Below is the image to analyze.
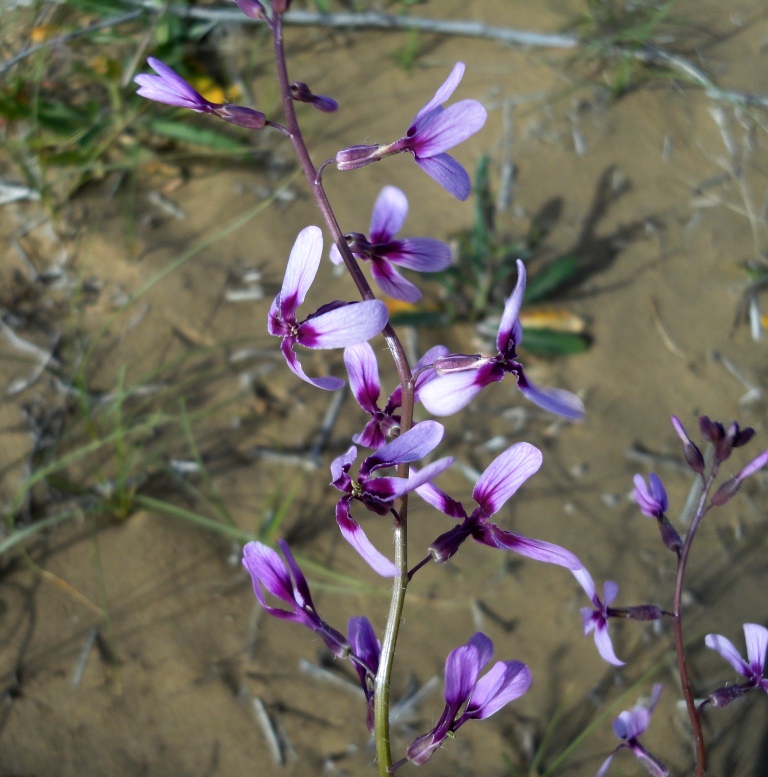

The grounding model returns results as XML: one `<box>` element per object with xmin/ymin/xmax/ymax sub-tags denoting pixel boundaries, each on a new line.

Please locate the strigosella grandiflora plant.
<box><xmin>136</xmin><ymin>3</ymin><xmax>768</xmax><ymax>775</ymax></box>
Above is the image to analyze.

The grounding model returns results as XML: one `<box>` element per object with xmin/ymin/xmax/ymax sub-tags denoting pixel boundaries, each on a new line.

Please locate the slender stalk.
<box><xmin>270</xmin><ymin>15</ymin><xmax>415</xmax><ymax>772</ymax></box>
<box><xmin>671</xmin><ymin>466</ymin><xmax>718</xmax><ymax>777</ymax></box>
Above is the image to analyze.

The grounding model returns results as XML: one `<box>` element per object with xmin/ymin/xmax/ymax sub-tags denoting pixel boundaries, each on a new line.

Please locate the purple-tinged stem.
<box><xmin>270</xmin><ymin>16</ymin><xmax>414</xmax><ymax>775</ymax></box>
<box><xmin>671</xmin><ymin>466</ymin><xmax>717</xmax><ymax>777</ymax></box>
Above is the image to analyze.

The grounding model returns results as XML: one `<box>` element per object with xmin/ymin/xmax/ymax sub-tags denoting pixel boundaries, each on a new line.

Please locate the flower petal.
<box><xmin>280</xmin><ymin>226</ymin><xmax>323</xmax><ymax>320</ymax></box>
<box><xmin>572</xmin><ymin>566</ymin><xmax>597</xmax><ymax>601</ymax></box>
<box><xmin>594</xmin><ymin>624</ymin><xmax>625</xmax><ymax>667</ymax></box>
<box><xmin>483</xmin><ymin>525</ymin><xmax>582</xmax><ymax>570</ymax></box>
<box><xmin>744</xmin><ymin>623</ymin><xmax>768</xmax><ymax>675</ymax></box>
<box><xmin>370</xmin><ymin>258</ymin><xmax>422</xmax><ymax>302</ymax></box>
<box><xmin>344</xmin><ymin>343</ymin><xmax>381</xmax><ymax>414</ymax></box>
<box><xmin>472</xmin><ymin>442</ymin><xmax>542</xmax><ymax>515</ymax></box>
<box><xmin>414</xmin><ymin>477</ymin><xmax>467</xmax><ymax>520</ymax></box>
<box><xmin>348</xmin><ymin>616</ymin><xmax>381</xmax><ymax>675</ymax></box>
<box><xmin>517</xmin><ymin>378</ymin><xmax>585</xmax><ymax>420</ymax></box>
<box><xmin>370</xmin><ymin>185</ymin><xmax>408</xmax><ymax>242</ymax></box>
<box><xmin>299</xmin><ymin>299</ymin><xmax>388</xmax><ymax>348</ymax></box>
<box><xmin>412</xmin><ymin>100</ymin><xmax>488</xmax><ymax>158</ymax></box>
<box><xmin>496</xmin><ymin>260</ymin><xmax>526</xmax><ymax>352</ymax></box>
<box><xmin>242</xmin><ymin>541</ymin><xmax>296</xmax><ymax>605</ymax></box>
<box><xmin>705</xmin><ymin>632</ymin><xmax>751</xmax><ymax>677</ymax></box>
<box><xmin>135</xmin><ymin>58</ymin><xmax>210</xmax><ymax>110</ymax></box>
<box><xmin>464</xmin><ymin>660</ymin><xmax>531</xmax><ymax>720</ymax></box>
<box><xmin>444</xmin><ymin>632</ymin><xmax>492</xmax><ymax>707</ymax></box>
<box><xmin>418</xmin><ymin>369</ymin><xmax>485</xmax><ymax>416</ymax></box>
<box><xmin>383</xmin><ymin>238</ymin><xmax>452</xmax><ymax>272</ymax></box>
<box><xmin>363</xmin><ymin>420</ymin><xmax>444</xmax><ymax>472</ymax></box>
<box><xmin>413</xmin><ymin>62</ymin><xmax>465</xmax><ymax>123</ymax></box>
<box><xmin>280</xmin><ymin>338</ymin><xmax>345</xmax><ymax>390</ymax></box>
<box><xmin>336</xmin><ymin>502</ymin><xmax>399</xmax><ymax>577</ymax></box>
<box><xmin>415</xmin><ymin>153</ymin><xmax>471</xmax><ymax>200</ymax></box>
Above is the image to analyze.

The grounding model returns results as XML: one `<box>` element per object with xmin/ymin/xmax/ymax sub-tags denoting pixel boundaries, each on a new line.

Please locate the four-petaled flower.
<box><xmin>268</xmin><ymin>226</ymin><xmax>389</xmax><ymax>389</ymax></box>
<box><xmin>242</xmin><ymin>540</ymin><xmax>349</xmax><ymax>657</ymax></box>
<box><xmin>704</xmin><ymin>623</ymin><xmax>768</xmax><ymax>707</ymax></box>
<box><xmin>418</xmin><ymin>259</ymin><xmax>585</xmax><ymax>418</ymax></box>
<box><xmin>404</xmin><ymin>633</ymin><xmax>531</xmax><ymax>766</ymax></box>
<box><xmin>335</xmin><ymin>63</ymin><xmax>487</xmax><ymax>200</ymax></box>
<box><xmin>415</xmin><ymin>442</ymin><xmax>581</xmax><ymax>569</ymax></box>
<box><xmin>344</xmin><ymin>342</ymin><xmax>449</xmax><ymax>449</ymax></box>
<box><xmin>573</xmin><ymin>567</ymin><xmax>624</xmax><ymax>666</ymax></box>
<box><xmin>135</xmin><ymin>57</ymin><xmax>267</xmax><ymax>129</ymax></box>
<box><xmin>596</xmin><ymin>684</ymin><xmax>668</xmax><ymax>777</ymax></box>
<box><xmin>331</xmin><ymin>420</ymin><xmax>454</xmax><ymax>576</ymax></box>
<box><xmin>330</xmin><ymin>186</ymin><xmax>451</xmax><ymax>301</ymax></box>
<box><xmin>633</xmin><ymin>473</ymin><xmax>668</xmax><ymax>519</ymax></box>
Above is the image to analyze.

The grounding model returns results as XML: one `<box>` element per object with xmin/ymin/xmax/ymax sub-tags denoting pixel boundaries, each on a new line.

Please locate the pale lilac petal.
<box><xmin>329</xmin><ymin>243</ymin><xmax>344</xmax><ymax>265</ymax></box>
<box><xmin>400</xmin><ymin>457</ymin><xmax>454</xmax><ymax>492</ymax></box>
<box><xmin>594</xmin><ymin>625</ymin><xmax>625</xmax><ymax>666</ymax></box>
<box><xmin>444</xmin><ymin>632</ymin><xmax>492</xmax><ymax>706</ymax></box>
<box><xmin>411</xmin><ymin>344</ymin><xmax>451</xmax><ymax>400</ymax></box>
<box><xmin>370</xmin><ymin>185</ymin><xmax>408</xmax><ymax>242</ymax></box>
<box><xmin>472</xmin><ymin>442</ymin><xmax>543</xmax><ymax>515</ymax></box>
<box><xmin>418</xmin><ymin>369</ymin><xmax>484</xmax><ymax>415</ymax></box>
<box><xmin>412</xmin><ymin>100</ymin><xmax>488</xmax><ymax>157</ymax></box>
<box><xmin>281</xmin><ymin>338</ymin><xmax>345</xmax><ymax>390</ymax></box>
<box><xmin>743</xmin><ymin>623</ymin><xmax>768</xmax><ymax>674</ymax></box>
<box><xmin>573</xmin><ymin>566</ymin><xmax>597</xmax><ymax>601</ymax></box>
<box><xmin>336</xmin><ymin>504</ymin><xmax>399</xmax><ymax>577</ymax></box>
<box><xmin>364</xmin><ymin>420</ymin><xmax>444</xmax><ymax>471</ymax></box>
<box><xmin>736</xmin><ymin>449</ymin><xmax>768</xmax><ymax>482</ymax></box>
<box><xmin>496</xmin><ymin>260</ymin><xmax>526</xmax><ymax>352</ymax></box>
<box><xmin>632</xmin><ymin>745</ymin><xmax>670</xmax><ymax>777</ymax></box>
<box><xmin>135</xmin><ymin>58</ymin><xmax>210</xmax><ymax>110</ymax></box>
<box><xmin>484</xmin><ymin>525</ymin><xmax>582</xmax><ymax>570</ymax></box>
<box><xmin>595</xmin><ymin>753</ymin><xmax>615</xmax><ymax>777</ymax></box>
<box><xmin>330</xmin><ymin>445</ymin><xmax>358</xmax><ymax>482</ymax></box>
<box><xmin>370</xmin><ymin>258</ymin><xmax>422</xmax><ymax>302</ymax></box>
<box><xmin>603</xmin><ymin>580</ymin><xmax>619</xmax><ymax>607</ymax></box>
<box><xmin>581</xmin><ymin>607</ymin><xmax>597</xmax><ymax>635</ymax></box>
<box><xmin>299</xmin><ymin>299</ymin><xmax>388</xmax><ymax>348</ymax></box>
<box><xmin>705</xmin><ymin>632</ymin><xmax>751</xmax><ymax>676</ymax></box>
<box><xmin>464</xmin><ymin>661</ymin><xmax>531</xmax><ymax>720</ymax></box>
<box><xmin>517</xmin><ymin>380</ymin><xmax>585</xmax><ymax>420</ymax></box>
<box><xmin>413</xmin><ymin>62</ymin><xmax>465</xmax><ymax>122</ymax></box>
<box><xmin>415</xmin><ymin>153</ymin><xmax>471</xmax><ymax>200</ymax></box>
<box><xmin>385</xmin><ymin>238</ymin><xmax>452</xmax><ymax>272</ymax></box>
<box><xmin>618</xmin><ymin>705</ymin><xmax>650</xmax><ymax>740</ymax></box>
<box><xmin>414</xmin><ymin>478</ymin><xmax>467</xmax><ymax>519</ymax></box>
<box><xmin>280</xmin><ymin>226</ymin><xmax>323</xmax><ymax>317</ymax></box>
<box><xmin>344</xmin><ymin>343</ymin><xmax>380</xmax><ymax>413</ymax></box>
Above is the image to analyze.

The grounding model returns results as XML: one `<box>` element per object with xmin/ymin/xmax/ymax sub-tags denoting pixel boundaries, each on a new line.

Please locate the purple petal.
<box><xmin>517</xmin><ymin>379</ymin><xmax>585</xmax><ymax>420</ymax></box>
<box><xmin>363</xmin><ymin>420</ymin><xmax>444</xmax><ymax>472</ymax></box>
<box><xmin>348</xmin><ymin>616</ymin><xmax>381</xmax><ymax>675</ymax></box>
<box><xmin>280</xmin><ymin>338</ymin><xmax>345</xmax><ymax>390</ymax></box>
<box><xmin>705</xmin><ymin>632</ymin><xmax>751</xmax><ymax>677</ymax></box>
<box><xmin>496</xmin><ymin>260</ymin><xmax>526</xmax><ymax>352</ymax></box>
<box><xmin>383</xmin><ymin>238</ymin><xmax>452</xmax><ymax>272</ymax></box>
<box><xmin>418</xmin><ymin>369</ymin><xmax>485</xmax><ymax>416</ymax></box>
<box><xmin>412</xmin><ymin>100</ymin><xmax>488</xmax><ymax>157</ymax></box>
<box><xmin>299</xmin><ymin>299</ymin><xmax>388</xmax><ymax>348</ymax></box>
<box><xmin>278</xmin><ymin>539</ymin><xmax>314</xmax><ymax>610</ymax></box>
<box><xmin>744</xmin><ymin>623</ymin><xmax>768</xmax><ymax>674</ymax></box>
<box><xmin>414</xmin><ymin>477</ymin><xmax>467</xmax><ymax>520</ymax></box>
<box><xmin>616</xmin><ymin>705</ymin><xmax>650</xmax><ymax>740</ymax></box>
<box><xmin>736</xmin><ymin>449</ymin><xmax>768</xmax><ymax>482</ymax></box>
<box><xmin>365</xmin><ymin>458</ymin><xmax>454</xmax><ymax>501</ymax></box>
<box><xmin>573</xmin><ymin>566</ymin><xmax>597</xmax><ymax>601</ymax></box>
<box><xmin>472</xmin><ymin>442</ymin><xmax>543</xmax><ymax>515</ymax></box>
<box><xmin>594</xmin><ymin>624</ymin><xmax>625</xmax><ymax>666</ymax></box>
<box><xmin>415</xmin><ymin>153</ymin><xmax>471</xmax><ymax>200</ymax></box>
<box><xmin>134</xmin><ymin>58</ymin><xmax>210</xmax><ymax>111</ymax></box>
<box><xmin>370</xmin><ymin>258</ymin><xmax>422</xmax><ymax>302</ymax></box>
<box><xmin>581</xmin><ymin>607</ymin><xmax>597</xmax><ymax>635</ymax></box>
<box><xmin>603</xmin><ymin>580</ymin><xmax>619</xmax><ymax>607</ymax></box>
<box><xmin>630</xmin><ymin>744</ymin><xmax>670</xmax><ymax>777</ymax></box>
<box><xmin>370</xmin><ymin>185</ymin><xmax>408</xmax><ymax>242</ymax></box>
<box><xmin>444</xmin><ymin>632</ymin><xmax>493</xmax><ymax>707</ymax></box>
<box><xmin>413</xmin><ymin>62</ymin><xmax>465</xmax><ymax>123</ymax></box>
<box><xmin>336</xmin><ymin>502</ymin><xmax>399</xmax><ymax>577</ymax></box>
<box><xmin>484</xmin><ymin>525</ymin><xmax>582</xmax><ymax>570</ymax></box>
<box><xmin>279</xmin><ymin>226</ymin><xmax>323</xmax><ymax>319</ymax></box>
<box><xmin>595</xmin><ymin>753</ymin><xmax>616</xmax><ymax>777</ymax></box>
<box><xmin>330</xmin><ymin>445</ymin><xmax>358</xmax><ymax>483</ymax></box>
<box><xmin>344</xmin><ymin>343</ymin><xmax>381</xmax><ymax>414</ymax></box>
<box><xmin>464</xmin><ymin>660</ymin><xmax>531</xmax><ymax>720</ymax></box>
<box><xmin>242</xmin><ymin>541</ymin><xmax>295</xmax><ymax>605</ymax></box>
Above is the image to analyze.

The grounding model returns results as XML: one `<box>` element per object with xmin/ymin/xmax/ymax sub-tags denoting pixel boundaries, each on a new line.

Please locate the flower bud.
<box><xmin>659</xmin><ymin>517</ymin><xmax>682</xmax><ymax>555</ymax></box>
<box><xmin>290</xmin><ymin>81</ymin><xmax>338</xmax><ymax>113</ymax></box>
<box><xmin>433</xmin><ymin>353</ymin><xmax>490</xmax><ymax>375</ymax></box>
<box><xmin>232</xmin><ymin>0</ymin><xmax>266</xmax><ymax>19</ymax></box>
<box><xmin>273</xmin><ymin>0</ymin><xmax>291</xmax><ymax>13</ymax></box>
<box><xmin>707</xmin><ymin>683</ymin><xmax>751</xmax><ymax>708</ymax></box>
<box><xmin>711</xmin><ymin>476</ymin><xmax>740</xmax><ymax>506</ymax></box>
<box><xmin>336</xmin><ymin>144</ymin><xmax>382</xmax><ymax>171</ymax></box>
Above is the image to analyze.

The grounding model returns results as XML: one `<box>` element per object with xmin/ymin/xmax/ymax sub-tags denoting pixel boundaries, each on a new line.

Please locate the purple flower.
<box><xmin>135</xmin><ymin>58</ymin><xmax>266</xmax><ymax>129</ymax></box>
<box><xmin>331</xmin><ymin>420</ymin><xmax>454</xmax><ymax>576</ymax></box>
<box><xmin>405</xmin><ymin>633</ymin><xmax>531</xmax><ymax>766</ymax></box>
<box><xmin>268</xmin><ymin>226</ymin><xmax>389</xmax><ymax>390</ymax></box>
<box><xmin>344</xmin><ymin>342</ymin><xmax>449</xmax><ymax>449</ymax></box>
<box><xmin>596</xmin><ymin>684</ymin><xmax>668</xmax><ymax>777</ymax></box>
<box><xmin>633</xmin><ymin>473</ymin><xmax>668</xmax><ymax>519</ymax></box>
<box><xmin>242</xmin><ymin>540</ymin><xmax>349</xmax><ymax>657</ymax></box>
<box><xmin>415</xmin><ymin>442</ymin><xmax>581</xmax><ymax>569</ymax></box>
<box><xmin>573</xmin><ymin>567</ymin><xmax>624</xmax><ymax>666</ymax></box>
<box><xmin>704</xmin><ymin>623</ymin><xmax>768</xmax><ymax>707</ymax></box>
<box><xmin>418</xmin><ymin>259</ymin><xmax>585</xmax><ymax>419</ymax></box>
<box><xmin>335</xmin><ymin>63</ymin><xmax>487</xmax><ymax>200</ymax></box>
<box><xmin>330</xmin><ymin>186</ymin><xmax>451</xmax><ymax>302</ymax></box>
<box><xmin>348</xmin><ymin>616</ymin><xmax>381</xmax><ymax>731</ymax></box>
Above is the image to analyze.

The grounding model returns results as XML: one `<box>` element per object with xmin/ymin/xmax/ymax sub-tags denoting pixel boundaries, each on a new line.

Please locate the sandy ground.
<box><xmin>2</xmin><ymin>1</ymin><xmax>768</xmax><ymax>775</ymax></box>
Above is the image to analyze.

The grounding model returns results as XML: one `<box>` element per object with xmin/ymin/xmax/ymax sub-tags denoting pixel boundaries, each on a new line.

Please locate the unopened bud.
<box><xmin>707</xmin><ymin>683</ymin><xmax>751</xmax><ymax>708</ymax></box>
<box><xmin>216</xmin><ymin>104</ymin><xmax>267</xmax><ymax>129</ymax></box>
<box><xmin>659</xmin><ymin>517</ymin><xmax>682</xmax><ymax>554</ymax></box>
<box><xmin>273</xmin><ymin>0</ymin><xmax>291</xmax><ymax>13</ymax></box>
<box><xmin>290</xmin><ymin>81</ymin><xmax>338</xmax><ymax>113</ymax></box>
<box><xmin>336</xmin><ymin>144</ymin><xmax>381</xmax><ymax>171</ymax></box>
<box><xmin>232</xmin><ymin>0</ymin><xmax>266</xmax><ymax>19</ymax></box>
<box><xmin>608</xmin><ymin>605</ymin><xmax>663</xmax><ymax>622</ymax></box>
<box><xmin>433</xmin><ymin>353</ymin><xmax>490</xmax><ymax>375</ymax></box>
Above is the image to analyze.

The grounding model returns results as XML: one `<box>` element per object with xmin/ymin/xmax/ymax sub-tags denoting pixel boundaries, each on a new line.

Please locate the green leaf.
<box><xmin>146</xmin><ymin>118</ymin><xmax>246</xmax><ymax>151</ymax></box>
<box><xmin>521</xmin><ymin>328</ymin><xmax>589</xmax><ymax>355</ymax></box>
<box><xmin>524</xmin><ymin>256</ymin><xmax>579</xmax><ymax>303</ymax></box>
